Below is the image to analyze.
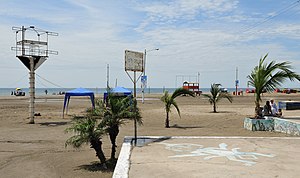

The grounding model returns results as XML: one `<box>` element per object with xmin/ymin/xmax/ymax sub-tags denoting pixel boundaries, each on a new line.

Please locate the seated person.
<box><xmin>270</xmin><ymin>99</ymin><xmax>278</xmax><ymax>116</ymax></box>
<box><xmin>263</xmin><ymin>101</ymin><xmax>272</xmax><ymax>116</ymax></box>
<box><xmin>275</xmin><ymin>108</ymin><xmax>283</xmax><ymax>117</ymax></box>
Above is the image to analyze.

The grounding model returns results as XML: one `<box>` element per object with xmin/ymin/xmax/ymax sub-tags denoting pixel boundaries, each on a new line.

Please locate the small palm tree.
<box><xmin>161</xmin><ymin>88</ymin><xmax>195</xmax><ymax>128</ymax></box>
<box><xmin>247</xmin><ymin>54</ymin><xmax>300</xmax><ymax>117</ymax></box>
<box><xmin>202</xmin><ymin>83</ymin><xmax>233</xmax><ymax>113</ymax></box>
<box><xmin>65</xmin><ymin>116</ymin><xmax>106</xmax><ymax>167</ymax></box>
<box><xmin>97</xmin><ymin>95</ymin><xmax>142</xmax><ymax>160</ymax></box>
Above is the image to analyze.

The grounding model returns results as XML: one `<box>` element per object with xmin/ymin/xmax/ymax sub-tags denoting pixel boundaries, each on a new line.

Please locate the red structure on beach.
<box><xmin>183</xmin><ymin>81</ymin><xmax>202</xmax><ymax>95</ymax></box>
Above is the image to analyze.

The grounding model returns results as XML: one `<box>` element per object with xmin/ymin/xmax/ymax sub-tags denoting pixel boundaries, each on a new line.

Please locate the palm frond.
<box><xmin>218</xmin><ymin>93</ymin><xmax>233</xmax><ymax>103</ymax></box>
<box><xmin>202</xmin><ymin>93</ymin><xmax>214</xmax><ymax>104</ymax></box>
<box><xmin>65</xmin><ymin>116</ymin><xmax>104</xmax><ymax>148</ymax></box>
<box><xmin>172</xmin><ymin>100</ymin><xmax>181</xmax><ymax>118</ymax></box>
<box><xmin>172</xmin><ymin>88</ymin><xmax>195</xmax><ymax>98</ymax></box>
<box><xmin>160</xmin><ymin>91</ymin><xmax>169</xmax><ymax>102</ymax></box>
<box><xmin>247</xmin><ymin>53</ymin><xmax>300</xmax><ymax>108</ymax></box>
<box><xmin>161</xmin><ymin>91</ymin><xmax>171</xmax><ymax>113</ymax></box>
<box><xmin>65</xmin><ymin>135</ymin><xmax>88</xmax><ymax>148</ymax></box>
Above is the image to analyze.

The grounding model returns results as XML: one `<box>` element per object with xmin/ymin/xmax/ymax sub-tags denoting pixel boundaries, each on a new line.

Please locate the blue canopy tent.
<box><xmin>104</xmin><ymin>87</ymin><xmax>132</xmax><ymax>101</ymax></box>
<box><xmin>63</xmin><ymin>88</ymin><xmax>95</xmax><ymax>117</ymax></box>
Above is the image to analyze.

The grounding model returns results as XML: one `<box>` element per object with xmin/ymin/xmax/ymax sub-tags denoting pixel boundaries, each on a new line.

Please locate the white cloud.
<box><xmin>0</xmin><ymin>0</ymin><xmax>300</xmax><ymax>89</ymax></box>
<box><xmin>134</xmin><ymin>0</ymin><xmax>239</xmax><ymax>31</ymax></box>
<box><xmin>140</xmin><ymin>0</ymin><xmax>238</xmax><ymax>18</ymax></box>
<box><xmin>273</xmin><ymin>24</ymin><xmax>300</xmax><ymax>39</ymax></box>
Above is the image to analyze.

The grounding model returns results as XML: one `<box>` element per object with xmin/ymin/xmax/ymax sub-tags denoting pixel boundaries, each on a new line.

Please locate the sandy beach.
<box><xmin>0</xmin><ymin>93</ymin><xmax>299</xmax><ymax>178</ymax></box>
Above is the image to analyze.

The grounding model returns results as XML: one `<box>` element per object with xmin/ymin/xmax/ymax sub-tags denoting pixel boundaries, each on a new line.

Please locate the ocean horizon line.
<box><xmin>0</xmin><ymin>87</ymin><xmax>257</xmax><ymax>96</ymax></box>
<box><xmin>1</xmin><ymin>87</ymin><xmax>299</xmax><ymax>97</ymax></box>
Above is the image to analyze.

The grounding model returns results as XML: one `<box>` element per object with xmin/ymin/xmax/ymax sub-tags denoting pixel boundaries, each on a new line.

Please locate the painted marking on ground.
<box><xmin>160</xmin><ymin>142</ymin><xmax>275</xmax><ymax>166</ymax></box>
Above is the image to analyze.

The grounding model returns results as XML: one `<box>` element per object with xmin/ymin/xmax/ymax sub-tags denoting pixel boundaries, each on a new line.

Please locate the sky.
<box><xmin>0</xmin><ymin>0</ymin><xmax>300</xmax><ymax>89</ymax></box>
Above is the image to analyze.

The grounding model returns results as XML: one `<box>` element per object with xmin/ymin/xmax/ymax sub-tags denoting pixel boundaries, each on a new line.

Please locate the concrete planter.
<box><xmin>274</xmin><ymin>118</ymin><xmax>300</xmax><ymax>136</ymax></box>
<box><xmin>244</xmin><ymin>117</ymin><xmax>300</xmax><ymax>136</ymax></box>
<box><xmin>244</xmin><ymin>117</ymin><xmax>274</xmax><ymax>131</ymax></box>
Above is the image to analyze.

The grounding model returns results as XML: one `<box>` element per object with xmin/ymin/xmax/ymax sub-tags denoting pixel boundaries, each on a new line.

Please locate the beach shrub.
<box><xmin>65</xmin><ymin>95</ymin><xmax>142</xmax><ymax>168</ymax></box>
<box><xmin>202</xmin><ymin>83</ymin><xmax>233</xmax><ymax>113</ymax></box>
<box><xmin>160</xmin><ymin>88</ymin><xmax>195</xmax><ymax>128</ymax></box>
<box><xmin>247</xmin><ymin>54</ymin><xmax>300</xmax><ymax>117</ymax></box>
<box><xmin>97</xmin><ymin>95</ymin><xmax>142</xmax><ymax>160</ymax></box>
<box><xmin>65</xmin><ymin>116</ymin><xmax>107</xmax><ymax>168</ymax></box>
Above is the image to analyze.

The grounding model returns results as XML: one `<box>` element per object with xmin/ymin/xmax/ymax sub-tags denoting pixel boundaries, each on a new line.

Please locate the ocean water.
<box><xmin>0</xmin><ymin>87</ymin><xmax>246</xmax><ymax>96</ymax></box>
<box><xmin>0</xmin><ymin>87</ymin><xmax>172</xmax><ymax>96</ymax></box>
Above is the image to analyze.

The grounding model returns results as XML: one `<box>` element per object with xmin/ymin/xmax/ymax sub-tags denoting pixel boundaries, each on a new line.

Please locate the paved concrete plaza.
<box><xmin>114</xmin><ymin>137</ymin><xmax>300</xmax><ymax>178</ymax></box>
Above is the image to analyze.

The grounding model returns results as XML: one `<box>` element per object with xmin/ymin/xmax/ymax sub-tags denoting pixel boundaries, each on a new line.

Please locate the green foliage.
<box><xmin>65</xmin><ymin>94</ymin><xmax>143</xmax><ymax>163</ymax></box>
<box><xmin>65</xmin><ymin>116</ymin><xmax>104</xmax><ymax>148</ymax></box>
<box><xmin>94</xmin><ymin>94</ymin><xmax>142</xmax><ymax>159</ymax></box>
<box><xmin>202</xmin><ymin>83</ymin><xmax>233</xmax><ymax>113</ymax></box>
<box><xmin>161</xmin><ymin>88</ymin><xmax>195</xmax><ymax>128</ymax></box>
<box><xmin>247</xmin><ymin>54</ymin><xmax>300</xmax><ymax>110</ymax></box>
<box><xmin>97</xmin><ymin>95</ymin><xmax>143</xmax><ymax>129</ymax></box>
<box><xmin>65</xmin><ymin>92</ymin><xmax>143</xmax><ymax>164</ymax></box>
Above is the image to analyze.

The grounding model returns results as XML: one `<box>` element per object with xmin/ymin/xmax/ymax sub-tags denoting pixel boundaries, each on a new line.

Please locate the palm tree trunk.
<box><xmin>90</xmin><ymin>138</ymin><xmax>106</xmax><ymax>166</ymax></box>
<box><xmin>165</xmin><ymin>111</ymin><xmax>170</xmax><ymax>128</ymax></box>
<box><xmin>254</xmin><ymin>93</ymin><xmax>262</xmax><ymax>118</ymax></box>
<box><xmin>109</xmin><ymin>125</ymin><xmax>119</xmax><ymax>160</ymax></box>
<box><xmin>255</xmin><ymin>101</ymin><xmax>261</xmax><ymax>118</ymax></box>
<box><xmin>213</xmin><ymin>103</ymin><xmax>217</xmax><ymax>113</ymax></box>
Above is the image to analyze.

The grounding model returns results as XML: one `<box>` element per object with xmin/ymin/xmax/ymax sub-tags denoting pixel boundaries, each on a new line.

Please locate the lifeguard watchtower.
<box><xmin>11</xmin><ymin>26</ymin><xmax>58</xmax><ymax>124</ymax></box>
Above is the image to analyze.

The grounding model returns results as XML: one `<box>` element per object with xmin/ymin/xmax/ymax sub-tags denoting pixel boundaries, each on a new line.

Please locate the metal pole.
<box><xmin>142</xmin><ymin>49</ymin><xmax>146</xmax><ymax>104</ymax></box>
<box><xmin>107</xmin><ymin>64</ymin><xmax>109</xmax><ymax>89</ymax></box>
<box><xmin>29</xmin><ymin>57</ymin><xmax>35</xmax><ymax>124</ymax></box>
<box><xmin>144</xmin><ymin>49</ymin><xmax>146</xmax><ymax>77</ymax></box>
<box><xmin>133</xmin><ymin>71</ymin><xmax>137</xmax><ymax>145</ymax></box>
<box><xmin>22</xmin><ymin>26</ymin><xmax>25</xmax><ymax>56</ymax></box>
<box><xmin>235</xmin><ymin>67</ymin><xmax>238</xmax><ymax>96</ymax></box>
<box><xmin>134</xmin><ymin>71</ymin><xmax>136</xmax><ymax>98</ymax></box>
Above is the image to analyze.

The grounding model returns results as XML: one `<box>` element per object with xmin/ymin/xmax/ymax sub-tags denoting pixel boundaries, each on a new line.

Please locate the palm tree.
<box><xmin>65</xmin><ymin>116</ymin><xmax>107</xmax><ymax>167</ymax></box>
<box><xmin>97</xmin><ymin>95</ymin><xmax>142</xmax><ymax>160</ymax></box>
<box><xmin>247</xmin><ymin>54</ymin><xmax>300</xmax><ymax>117</ymax></box>
<box><xmin>202</xmin><ymin>83</ymin><xmax>233</xmax><ymax>113</ymax></box>
<box><xmin>161</xmin><ymin>88</ymin><xmax>195</xmax><ymax>128</ymax></box>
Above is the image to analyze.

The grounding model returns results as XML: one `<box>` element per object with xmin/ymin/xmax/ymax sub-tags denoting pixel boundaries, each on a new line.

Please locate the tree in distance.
<box><xmin>161</xmin><ymin>88</ymin><xmax>195</xmax><ymax>128</ymax></box>
<box><xmin>202</xmin><ymin>83</ymin><xmax>233</xmax><ymax>113</ymax></box>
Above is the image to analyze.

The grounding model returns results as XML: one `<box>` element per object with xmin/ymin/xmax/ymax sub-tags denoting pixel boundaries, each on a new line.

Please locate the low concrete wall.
<box><xmin>112</xmin><ymin>137</ymin><xmax>132</xmax><ymax>178</ymax></box>
<box><xmin>274</xmin><ymin>118</ymin><xmax>300</xmax><ymax>136</ymax></box>
<box><xmin>244</xmin><ymin>117</ymin><xmax>300</xmax><ymax>136</ymax></box>
<box><xmin>244</xmin><ymin>117</ymin><xmax>274</xmax><ymax>131</ymax></box>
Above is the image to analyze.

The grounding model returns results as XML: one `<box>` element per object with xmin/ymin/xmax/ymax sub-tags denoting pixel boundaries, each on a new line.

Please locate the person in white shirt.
<box><xmin>270</xmin><ymin>99</ymin><xmax>278</xmax><ymax>116</ymax></box>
